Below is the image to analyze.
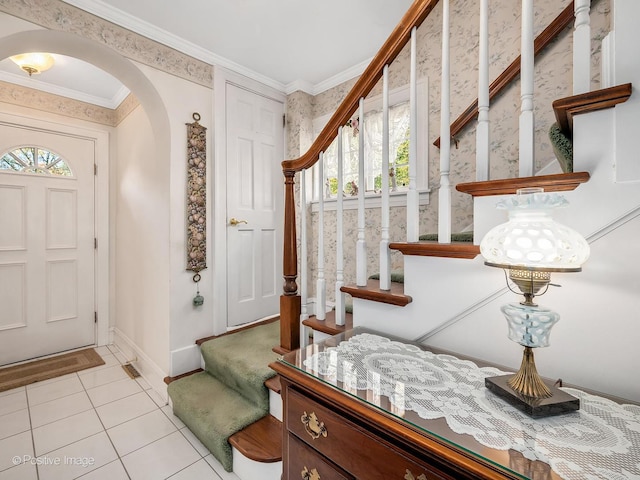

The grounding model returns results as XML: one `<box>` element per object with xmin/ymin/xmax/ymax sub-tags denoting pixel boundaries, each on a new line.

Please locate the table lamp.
<box><xmin>479</xmin><ymin>188</ymin><xmax>590</xmax><ymax>417</ymax></box>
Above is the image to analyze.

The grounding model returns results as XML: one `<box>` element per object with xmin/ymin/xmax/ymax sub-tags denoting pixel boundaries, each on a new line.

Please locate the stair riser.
<box><xmin>232</xmin><ymin>451</ymin><xmax>281</xmax><ymax>480</ymax></box>
<box><xmin>269</xmin><ymin>389</ymin><xmax>282</xmax><ymax>422</ymax></box>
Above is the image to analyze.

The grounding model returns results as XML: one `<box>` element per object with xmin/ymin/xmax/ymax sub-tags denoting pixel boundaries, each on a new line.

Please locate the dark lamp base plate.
<box><xmin>485</xmin><ymin>375</ymin><xmax>580</xmax><ymax>418</ymax></box>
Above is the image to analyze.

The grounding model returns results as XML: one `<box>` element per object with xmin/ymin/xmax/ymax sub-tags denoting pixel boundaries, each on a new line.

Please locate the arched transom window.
<box><xmin>0</xmin><ymin>146</ymin><xmax>73</xmax><ymax>177</ymax></box>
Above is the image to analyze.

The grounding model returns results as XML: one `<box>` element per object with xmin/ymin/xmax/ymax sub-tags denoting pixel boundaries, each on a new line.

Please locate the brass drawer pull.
<box><xmin>301</xmin><ymin>411</ymin><xmax>327</xmax><ymax>440</ymax></box>
<box><xmin>301</xmin><ymin>466</ymin><xmax>321</xmax><ymax>480</ymax></box>
<box><xmin>404</xmin><ymin>469</ymin><xmax>427</xmax><ymax>480</ymax></box>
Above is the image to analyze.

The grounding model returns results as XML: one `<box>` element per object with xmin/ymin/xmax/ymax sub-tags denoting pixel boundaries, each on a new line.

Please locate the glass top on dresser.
<box><xmin>278</xmin><ymin>328</ymin><xmax>640</xmax><ymax>480</ymax></box>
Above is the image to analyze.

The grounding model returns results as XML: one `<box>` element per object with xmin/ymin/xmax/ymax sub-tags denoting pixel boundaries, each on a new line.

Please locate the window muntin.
<box><xmin>0</xmin><ymin>147</ymin><xmax>73</xmax><ymax>177</ymax></box>
<box><xmin>323</xmin><ymin>101</ymin><xmax>410</xmax><ymax>198</ymax></box>
<box><xmin>310</xmin><ymin>78</ymin><xmax>431</xmax><ymax>208</ymax></box>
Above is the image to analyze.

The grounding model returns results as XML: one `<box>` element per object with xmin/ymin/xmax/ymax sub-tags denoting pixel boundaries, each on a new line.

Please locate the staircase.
<box><xmin>166</xmin><ymin>1</ymin><xmax>640</xmax><ymax>479</ymax></box>
<box><xmin>278</xmin><ymin>0</ymin><xmax>640</xmax><ymax>405</ymax></box>
<box><xmin>166</xmin><ymin>319</ymin><xmax>282</xmax><ymax>478</ymax></box>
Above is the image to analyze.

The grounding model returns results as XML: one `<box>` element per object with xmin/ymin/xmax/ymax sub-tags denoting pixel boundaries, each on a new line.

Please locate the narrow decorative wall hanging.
<box><xmin>186</xmin><ymin>112</ymin><xmax>207</xmax><ymax>305</ymax></box>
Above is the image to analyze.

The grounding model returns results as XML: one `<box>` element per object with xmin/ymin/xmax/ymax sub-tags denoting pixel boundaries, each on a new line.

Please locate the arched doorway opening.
<box><xmin>0</xmin><ymin>29</ymin><xmax>171</xmax><ymax>361</ymax></box>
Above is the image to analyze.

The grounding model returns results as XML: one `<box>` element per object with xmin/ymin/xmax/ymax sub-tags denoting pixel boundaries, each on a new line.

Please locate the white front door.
<box><xmin>0</xmin><ymin>123</ymin><xmax>95</xmax><ymax>365</ymax></box>
<box><xmin>226</xmin><ymin>84</ymin><xmax>284</xmax><ymax>327</ymax></box>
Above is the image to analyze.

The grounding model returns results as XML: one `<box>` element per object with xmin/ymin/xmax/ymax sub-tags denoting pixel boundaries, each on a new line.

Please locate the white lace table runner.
<box><xmin>302</xmin><ymin>333</ymin><xmax>640</xmax><ymax>480</ymax></box>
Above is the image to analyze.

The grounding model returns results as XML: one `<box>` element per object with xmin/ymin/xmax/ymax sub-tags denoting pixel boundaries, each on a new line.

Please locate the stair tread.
<box><xmin>167</xmin><ymin>371</ymin><xmax>268</xmax><ymax>472</ymax></box>
<box><xmin>195</xmin><ymin>317</ymin><xmax>279</xmax><ymax>346</ymax></box>
<box><xmin>303</xmin><ymin>311</ymin><xmax>353</xmax><ymax>336</ymax></box>
<box><xmin>229</xmin><ymin>414</ymin><xmax>282</xmax><ymax>463</ymax></box>
<box><xmin>341</xmin><ymin>279</ymin><xmax>411</xmax><ymax>306</ymax></box>
<box><xmin>264</xmin><ymin>375</ymin><xmax>281</xmax><ymax>394</ymax></box>
<box><xmin>456</xmin><ymin>172</ymin><xmax>590</xmax><ymax>197</ymax></box>
<box><xmin>168</xmin><ymin>372</ymin><xmax>266</xmax><ymax>434</ymax></box>
<box><xmin>552</xmin><ymin>83</ymin><xmax>632</xmax><ymax>136</ymax></box>
<box><xmin>163</xmin><ymin>368</ymin><xmax>203</xmax><ymax>385</ymax></box>
<box><xmin>200</xmin><ymin>320</ymin><xmax>280</xmax><ymax>410</ymax></box>
<box><xmin>390</xmin><ymin>241</ymin><xmax>480</xmax><ymax>259</ymax></box>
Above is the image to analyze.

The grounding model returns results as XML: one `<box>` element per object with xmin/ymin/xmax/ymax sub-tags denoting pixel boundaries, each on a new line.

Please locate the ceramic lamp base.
<box><xmin>486</xmin><ymin>375</ymin><xmax>580</xmax><ymax>418</ymax></box>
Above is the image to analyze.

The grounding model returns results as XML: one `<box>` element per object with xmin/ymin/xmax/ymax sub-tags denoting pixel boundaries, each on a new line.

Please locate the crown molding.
<box><xmin>60</xmin><ymin>0</ymin><xmax>287</xmax><ymax>93</ymax></box>
<box><xmin>310</xmin><ymin>58</ymin><xmax>370</xmax><ymax>95</ymax></box>
<box><xmin>284</xmin><ymin>58</ymin><xmax>369</xmax><ymax>95</ymax></box>
<box><xmin>284</xmin><ymin>79</ymin><xmax>315</xmax><ymax>96</ymax></box>
<box><xmin>0</xmin><ymin>70</ymin><xmax>130</xmax><ymax>109</ymax></box>
<box><xmin>111</xmin><ymin>85</ymin><xmax>131</xmax><ymax>108</ymax></box>
<box><xmin>61</xmin><ymin>0</ymin><xmax>365</xmax><ymax>96</ymax></box>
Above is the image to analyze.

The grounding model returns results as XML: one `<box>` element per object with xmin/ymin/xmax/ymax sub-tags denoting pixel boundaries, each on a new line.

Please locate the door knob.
<box><xmin>229</xmin><ymin>217</ymin><xmax>248</xmax><ymax>226</ymax></box>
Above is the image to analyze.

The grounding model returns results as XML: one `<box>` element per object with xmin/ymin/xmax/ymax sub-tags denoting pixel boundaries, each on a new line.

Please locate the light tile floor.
<box><xmin>0</xmin><ymin>345</ymin><xmax>240</xmax><ymax>480</ymax></box>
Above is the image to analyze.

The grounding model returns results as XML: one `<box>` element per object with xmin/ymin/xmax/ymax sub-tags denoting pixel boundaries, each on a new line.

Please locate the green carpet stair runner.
<box><xmin>418</xmin><ymin>231</ymin><xmax>474</xmax><ymax>243</ymax></box>
<box><xmin>167</xmin><ymin>320</ymin><xmax>280</xmax><ymax>472</ymax></box>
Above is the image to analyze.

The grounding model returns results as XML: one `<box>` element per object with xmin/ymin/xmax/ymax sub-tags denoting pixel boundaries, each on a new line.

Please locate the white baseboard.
<box><xmin>111</xmin><ymin>327</ymin><xmax>168</xmax><ymax>403</ymax></box>
<box><xmin>170</xmin><ymin>344</ymin><xmax>202</xmax><ymax>377</ymax></box>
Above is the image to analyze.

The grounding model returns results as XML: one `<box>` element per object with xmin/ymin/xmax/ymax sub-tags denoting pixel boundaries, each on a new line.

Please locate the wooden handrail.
<box><xmin>282</xmin><ymin>0</ymin><xmax>440</xmax><ymax>174</ymax></box>
<box><xmin>278</xmin><ymin>0</ymin><xmax>442</xmax><ymax>354</ymax></box>
<box><xmin>434</xmin><ymin>2</ymin><xmax>575</xmax><ymax>148</ymax></box>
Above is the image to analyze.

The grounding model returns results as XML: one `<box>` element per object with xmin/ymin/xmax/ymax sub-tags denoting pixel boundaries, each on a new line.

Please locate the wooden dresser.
<box><xmin>271</xmin><ymin>329</ymin><xmax>590</xmax><ymax>480</ymax></box>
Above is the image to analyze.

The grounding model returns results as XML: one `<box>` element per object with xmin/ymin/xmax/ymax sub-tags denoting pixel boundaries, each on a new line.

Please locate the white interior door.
<box><xmin>226</xmin><ymin>84</ymin><xmax>284</xmax><ymax>327</ymax></box>
<box><xmin>0</xmin><ymin>123</ymin><xmax>95</xmax><ymax>365</ymax></box>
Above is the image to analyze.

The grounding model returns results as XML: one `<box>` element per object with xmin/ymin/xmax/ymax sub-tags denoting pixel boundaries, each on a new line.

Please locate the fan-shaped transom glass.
<box><xmin>0</xmin><ymin>146</ymin><xmax>73</xmax><ymax>177</ymax></box>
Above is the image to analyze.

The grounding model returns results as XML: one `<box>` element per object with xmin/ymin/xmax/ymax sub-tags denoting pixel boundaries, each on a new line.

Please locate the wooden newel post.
<box><xmin>281</xmin><ymin>170</ymin><xmax>300</xmax><ymax>352</ymax></box>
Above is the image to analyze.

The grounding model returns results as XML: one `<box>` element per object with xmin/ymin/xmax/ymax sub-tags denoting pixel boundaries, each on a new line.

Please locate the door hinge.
<box><xmin>94</xmin><ymin>238</ymin><xmax>98</xmax><ymax>249</ymax></box>
<box><xmin>94</xmin><ymin>164</ymin><xmax>97</xmax><ymax>175</ymax></box>
<box><xmin>94</xmin><ymin>312</ymin><xmax>98</xmax><ymax>323</ymax></box>
<box><xmin>283</xmin><ymin>114</ymin><xmax>286</xmax><ymax>128</ymax></box>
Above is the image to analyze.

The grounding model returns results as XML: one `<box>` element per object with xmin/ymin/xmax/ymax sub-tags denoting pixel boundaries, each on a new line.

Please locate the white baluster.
<box><xmin>601</xmin><ymin>32</ymin><xmax>614</xmax><ymax>89</ymax></box>
<box><xmin>299</xmin><ymin>169</ymin><xmax>308</xmax><ymax>347</ymax></box>
<box><xmin>407</xmin><ymin>26</ymin><xmax>420</xmax><ymax>242</ymax></box>
<box><xmin>438</xmin><ymin>0</ymin><xmax>452</xmax><ymax>243</ymax></box>
<box><xmin>573</xmin><ymin>0</ymin><xmax>591</xmax><ymax>94</ymax></box>
<box><xmin>519</xmin><ymin>0</ymin><xmax>535</xmax><ymax>178</ymax></box>
<box><xmin>335</xmin><ymin>128</ymin><xmax>346</xmax><ymax>325</ymax></box>
<box><xmin>380</xmin><ymin>65</ymin><xmax>392</xmax><ymax>291</ymax></box>
<box><xmin>316</xmin><ymin>153</ymin><xmax>326</xmax><ymax>321</ymax></box>
<box><xmin>356</xmin><ymin>98</ymin><xmax>367</xmax><ymax>286</ymax></box>
<box><xmin>476</xmin><ymin>0</ymin><xmax>490</xmax><ymax>182</ymax></box>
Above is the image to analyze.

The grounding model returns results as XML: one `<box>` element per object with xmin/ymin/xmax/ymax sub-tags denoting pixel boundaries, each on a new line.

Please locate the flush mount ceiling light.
<box><xmin>10</xmin><ymin>52</ymin><xmax>55</xmax><ymax>76</ymax></box>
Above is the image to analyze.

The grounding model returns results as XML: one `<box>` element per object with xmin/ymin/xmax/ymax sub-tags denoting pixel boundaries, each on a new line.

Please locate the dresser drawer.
<box><xmin>288</xmin><ymin>433</ymin><xmax>353</xmax><ymax>480</ymax></box>
<box><xmin>286</xmin><ymin>387</ymin><xmax>454</xmax><ymax>480</ymax></box>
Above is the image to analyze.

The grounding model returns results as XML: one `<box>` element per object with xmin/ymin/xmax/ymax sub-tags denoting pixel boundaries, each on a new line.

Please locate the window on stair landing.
<box><xmin>323</xmin><ymin>101</ymin><xmax>410</xmax><ymax>197</ymax></box>
<box><xmin>0</xmin><ymin>146</ymin><xmax>73</xmax><ymax>177</ymax></box>
<box><xmin>310</xmin><ymin>80</ymin><xmax>428</xmax><ymax>208</ymax></box>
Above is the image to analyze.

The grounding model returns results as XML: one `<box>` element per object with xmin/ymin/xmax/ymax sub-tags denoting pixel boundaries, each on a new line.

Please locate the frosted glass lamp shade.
<box><xmin>480</xmin><ymin>189</ymin><xmax>590</xmax><ymax>271</ymax></box>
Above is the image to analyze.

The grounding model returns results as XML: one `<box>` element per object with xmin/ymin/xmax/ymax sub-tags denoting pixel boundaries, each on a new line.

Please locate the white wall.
<box><xmin>131</xmin><ymin>64</ymin><xmax>214</xmax><ymax>377</ymax></box>
<box><xmin>115</xmin><ymin>104</ymin><xmax>170</xmax><ymax>374</ymax></box>
<box><xmin>613</xmin><ymin>0</ymin><xmax>640</xmax><ymax>182</ymax></box>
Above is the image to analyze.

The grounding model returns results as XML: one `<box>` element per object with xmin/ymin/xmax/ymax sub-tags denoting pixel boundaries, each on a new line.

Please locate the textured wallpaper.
<box><xmin>286</xmin><ymin>0</ymin><xmax>610</xmax><ymax>301</ymax></box>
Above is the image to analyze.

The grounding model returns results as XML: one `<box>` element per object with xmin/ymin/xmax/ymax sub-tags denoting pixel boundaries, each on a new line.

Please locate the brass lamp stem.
<box><xmin>521</xmin><ymin>292</ymin><xmax>536</xmax><ymax>307</ymax></box>
<box><xmin>507</xmin><ymin>347</ymin><xmax>552</xmax><ymax>398</ymax></box>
